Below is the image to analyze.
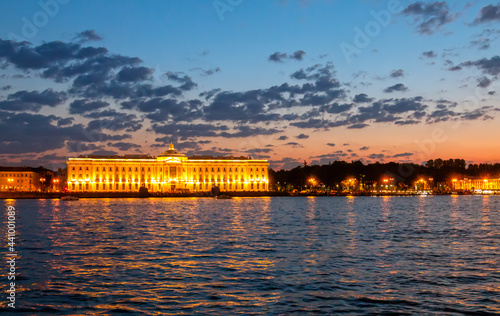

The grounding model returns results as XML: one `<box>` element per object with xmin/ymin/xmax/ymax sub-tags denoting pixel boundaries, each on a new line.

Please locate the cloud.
<box><xmin>401</xmin><ymin>1</ymin><xmax>455</xmax><ymax>35</ymax></box>
<box><xmin>320</xmin><ymin>102</ymin><xmax>352</xmax><ymax>113</ymax></box>
<box><xmin>348</xmin><ymin>123</ymin><xmax>369</xmax><ymax>129</ymax></box>
<box><xmin>278</xmin><ymin>135</ymin><xmax>288</xmax><ymax>140</ymax></box>
<box><xmin>74</xmin><ymin>30</ymin><xmax>103</xmax><ymax>43</ymax></box>
<box><xmin>0</xmin><ymin>112</ymin><xmax>130</xmax><ymax>154</ymax></box>
<box><xmin>326</xmin><ymin>143</ymin><xmax>335</xmax><ymax>147</ymax></box>
<box><xmin>422</xmin><ymin>50</ymin><xmax>437</xmax><ymax>58</ymax></box>
<box><xmin>296</xmin><ymin>133</ymin><xmax>309</xmax><ymax>139</ymax></box>
<box><xmin>473</xmin><ymin>4</ymin><xmax>500</xmax><ymax>24</ymax></box>
<box><xmin>291</xmin><ymin>50</ymin><xmax>306</xmax><ymax>60</ymax></box>
<box><xmin>460</xmin><ymin>56</ymin><xmax>500</xmax><ymax>76</ymax></box>
<box><xmin>368</xmin><ymin>153</ymin><xmax>386</xmax><ymax>159</ymax></box>
<box><xmin>166</xmin><ymin>72</ymin><xmax>197</xmax><ymax>91</ymax></box>
<box><xmin>66</xmin><ymin>141</ymin><xmax>102</xmax><ymax>153</ymax></box>
<box><xmin>270</xmin><ymin>157</ymin><xmax>302</xmax><ymax>170</ymax></box>
<box><xmin>69</xmin><ymin>99</ymin><xmax>109</xmax><ymax>114</ymax></box>
<box><xmin>190</xmin><ymin>67</ymin><xmax>221</xmax><ymax>76</ymax></box>
<box><xmin>390</xmin><ymin>69</ymin><xmax>405</xmax><ymax>78</ymax></box>
<box><xmin>384</xmin><ymin>83</ymin><xmax>408</xmax><ymax>93</ymax></box>
<box><xmin>91</xmin><ymin>150</ymin><xmax>118</xmax><ymax>156</ymax></box>
<box><xmin>107</xmin><ymin>142</ymin><xmax>142</xmax><ymax>151</ymax></box>
<box><xmin>117</xmin><ymin>66</ymin><xmax>153</xmax><ymax>82</ymax></box>
<box><xmin>285</xmin><ymin>142</ymin><xmax>302</xmax><ymax>147</ymax></box>
<box><xmin>470</xmin><ymin>38</ymin><xmax>491</xmax><ymax>50</ymax></box>
<box><xmin>87</xmin><ymin>115</ymin><xmax>143</xmax><ymax>133</ymax></box>
<box><xmin>268</xmin><ymin>50</ymin><xmax>306</xmax><ymax>62</ymax></box>
<box><xmin>353</xmin><ymin>93</ymin><xmax>374</xmax><ymax>103</ymax></box>
<box><xmin>392</xmin><ymin>152</ymin><xmax>414</xmax><ymax>158</ymax></box>
<box><xmin>477</xmin><ymin>76</ymin><xmax>492</xmax><ymax>88</ymax></box>
<box><xmin>268</xmin><ymin>52</ymin><xmax>288</xmax><ymax>62</ymax></box>
<box><xmin>152</xmin><ymin>123</ymin><xmax>280</xmax><ymax>139</ymax></box>
<box><xmin>0</xmin><ymin>89</ymin><xmax>67</xmax><ymax>112</ymax></box>
<box><xmin>123</xmin><ymin>98</ymin><xmax>202</xmax><ymax>123</ymax></box>
<box><xmin>245</xmin><ymin>148</ymin><xmax>273</xmax><ymax>154</ymax></box>
<box><xmin>360</xmin><ymin>146</ymin><xmax>369</xmax><ymax>151</ymax></box>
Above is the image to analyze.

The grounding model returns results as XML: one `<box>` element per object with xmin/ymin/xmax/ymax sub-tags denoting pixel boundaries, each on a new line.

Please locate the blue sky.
<box><xmin>0</xmin><ymin>0</ymin><xmax>500</xmax><ymax>169</ymax></box>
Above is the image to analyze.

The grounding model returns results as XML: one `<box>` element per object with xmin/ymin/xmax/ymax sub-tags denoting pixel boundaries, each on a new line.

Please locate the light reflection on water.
<box><xmin>0</xmin><ymin>196</ymin><xmax>499</xmax><ymax>315</ymax></box>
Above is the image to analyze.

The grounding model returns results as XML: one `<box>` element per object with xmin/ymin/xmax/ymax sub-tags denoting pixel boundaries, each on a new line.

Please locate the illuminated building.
<box><xmin>0</xmin><ymin>167</ymin><xmax>41</xmax><ymax>191</ymax></box>
<box><xmin>66</xmin><ymin>143</ymin><xmax>269</xmax><ymax>193</ymax></box>
<box><xmin>452</xmin><ymin>178</ymin><xmax>500</xmax><ymax>192</ymax></box>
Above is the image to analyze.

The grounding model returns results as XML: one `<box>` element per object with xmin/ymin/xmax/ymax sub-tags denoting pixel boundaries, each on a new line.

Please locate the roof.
<box><xmin>0</xmin><ymin>166</ymin><xmax>50</xmax><ymax>173</ymax></box>
<box><xmin>157</xmin><ymin>142</ymin><xmax>186</xmax><ymax>158</ymax></box>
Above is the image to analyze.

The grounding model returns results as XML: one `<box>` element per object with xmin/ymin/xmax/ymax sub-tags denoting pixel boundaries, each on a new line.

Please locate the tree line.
<box><xmin>269</xmin><ymin>159</ymin><xmax>500</xmax><ymax>189</ymax></box>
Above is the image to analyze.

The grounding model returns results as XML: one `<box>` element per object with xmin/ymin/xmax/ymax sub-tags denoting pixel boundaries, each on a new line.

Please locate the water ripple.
<box><xmin>0</xmin><ymin>196</ymin><xmax>498</xmax><ymax>315</ymax></box>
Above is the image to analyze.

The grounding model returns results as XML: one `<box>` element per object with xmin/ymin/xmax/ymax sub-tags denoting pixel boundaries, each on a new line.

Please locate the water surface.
<box><xmin>1</xmin><ymin>196</ymin><xmax>499</xmax><ymax>314</ymax></box>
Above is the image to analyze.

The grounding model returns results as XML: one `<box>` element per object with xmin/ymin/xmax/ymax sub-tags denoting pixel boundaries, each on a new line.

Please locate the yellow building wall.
<box><xmin>453</xmin><ymin>179</ymin><xmax>500</xmax><ymax>191</ymax></box>
<box><xmin>0</xmin><ymin>172</ymin><xmax>40</xmax><ymax>191</ymax></box>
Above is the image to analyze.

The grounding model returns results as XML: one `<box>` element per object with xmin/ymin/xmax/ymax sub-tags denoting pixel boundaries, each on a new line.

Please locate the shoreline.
<box><xmin>0</xmin><ymin>191</ymin><xmax>491</xmax><ymax>200</ymax></box>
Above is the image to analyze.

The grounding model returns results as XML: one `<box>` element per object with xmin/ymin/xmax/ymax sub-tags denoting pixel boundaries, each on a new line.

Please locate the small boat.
<box><xmin>61</xmin><ymin>196</ymin><xmax>79</xmax><ymax>201</ymax></box>
<box><xmin>216</xmin><ymin>194</ymin><xmax>232</xmax><ymax>199</ymax></box>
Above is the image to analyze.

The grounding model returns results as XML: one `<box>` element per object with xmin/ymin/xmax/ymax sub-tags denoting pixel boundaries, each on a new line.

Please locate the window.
<box><xmin>211</xmin><ymin>168</ymin><xmax>214</xmax><ymax>172</ymax></box>
<box><xmin>109</xmin><ymin>167</ymin><xmax>112</xmax><ymax>171</ymax></box>
<box><xmin>116</xmin><ymin>167</ymin><xmax>119</xmax><ymax>171</ymax></box>
<box><xmin>229</xmin><ymin>168</ymin><xmax>232</xmax><ymax>172</ymax></box>
<box><xmin>250</xmin><ymin>168</ymin><xmax>253</xmax><ymax>171</ymax></box>
<box><xmin>148</xmin><ymin>167</ymin><xmax>151</xmax><ymax>172</ymax></box>
<box><xmin>79</xmin><ymin>167</ymin><xmax>82</xmax><ymax>170</ymax></box>
<box><xmin>129</xmin><ymin>167</ymin><xmax>132</xmax><ymax>171</ymax></box>
<box><xmin>72</xmin><ymin>167</ymin><xmax>75</xmax><ymax>170</ymax></box>
<box><xmin>205</xmin><ymin>168</ymin><xmax>208</xmax><ymax>172</ymax></box>
<box><xmin>96</xmin><ymin>167</ymin><xmax>99</xmax><ymax>171</ymax></box>
<box><xmin>135</xmin><ymin>167</ymin><xmax>138</xmax><ymax>171</ymax></box>
<box><xmin>86</xmin><ymin>167</ymin><xmax>89</xmax><ymax>170</ymax></box>
<box><xmin>122</xmin><ymin>167</ymin><xmax>125</xmax><ymax>171</ymax></box>
<box><xmin>142</xmin><ymin>167</ymin><xmax>144</xmax><ymax>171</ymax></box>
<box><xmin>217</xmin><ymin>168</ymin><xmax>220</xmax><ymax>172</ymax></box>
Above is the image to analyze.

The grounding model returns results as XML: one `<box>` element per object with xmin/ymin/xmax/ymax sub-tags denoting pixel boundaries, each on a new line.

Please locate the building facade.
<box><xmin>452</xmin><ymin>178</ymin><xmax>500</xmax><ymax>192</ymax></box>
<box><xmin>66</xmin><ymin>143</ymin><xmax>269</xmax><ymax>193</ymax></box>
<box><xmin>0</xmin><ymin>167</ymin><xmax>41</xmax><ymax>192</ymax></box>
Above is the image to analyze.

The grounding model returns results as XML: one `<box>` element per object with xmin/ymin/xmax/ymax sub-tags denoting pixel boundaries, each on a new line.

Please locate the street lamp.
<box><xmin>53</xmin><ymin>179</ymin><xmax>60</xmax><ymax>192</ymax></box>
<box><xmin>39</xmin><ymin>178</ymin><xmax>46</xmax><ymax>192</ymax></box>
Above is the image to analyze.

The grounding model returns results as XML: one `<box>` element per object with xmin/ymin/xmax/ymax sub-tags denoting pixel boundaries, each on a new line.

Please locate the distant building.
<box><xmin>66</xmin><ymin>143</ymin><xmax>269</xmax><ymax>193</ymax></box>
<box><xmin>452</xmin><ymin>178</ymin><xmax>500</xmax><ymax>192</ymax></box>
<box><xmin>0</xmin><ymin>167</ymin><xmax>41</xmax><ymax>192</ymax></box>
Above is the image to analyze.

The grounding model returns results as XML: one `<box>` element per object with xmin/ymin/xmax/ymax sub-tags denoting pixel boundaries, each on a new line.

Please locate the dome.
<box><xmin>157</xmin><ymin>143</ymin><xmax>186</xmax><ymax>158</ymax></box>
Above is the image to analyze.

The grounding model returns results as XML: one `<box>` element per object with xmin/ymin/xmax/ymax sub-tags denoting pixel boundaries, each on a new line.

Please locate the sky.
<box><xmin>0</xmin><ymin>0</ymin><xmax>500</xmax><ymax>170</ymax></box>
